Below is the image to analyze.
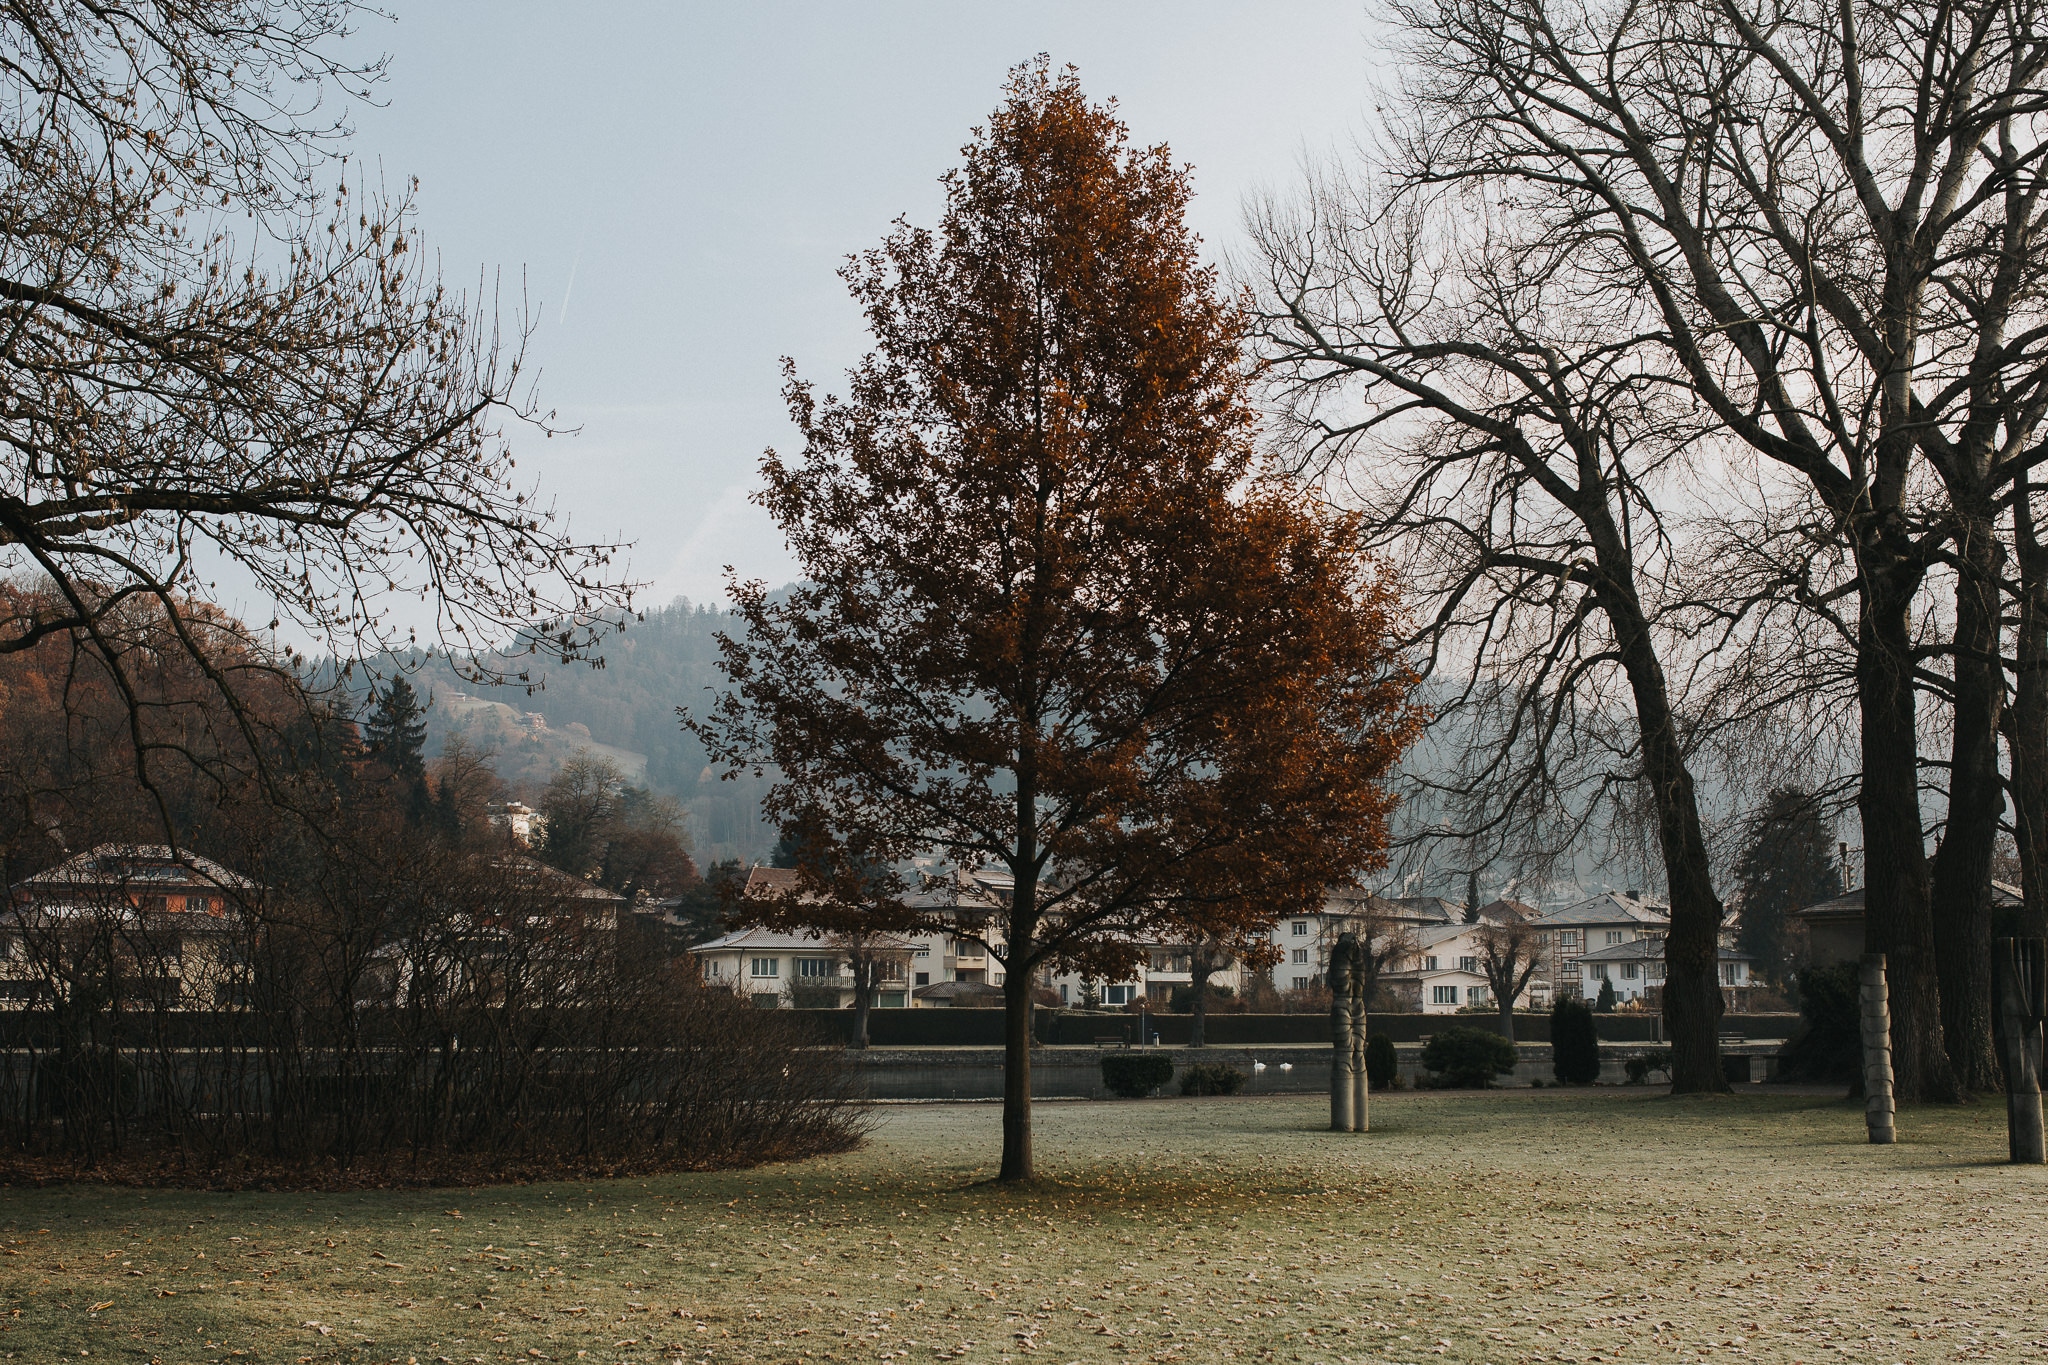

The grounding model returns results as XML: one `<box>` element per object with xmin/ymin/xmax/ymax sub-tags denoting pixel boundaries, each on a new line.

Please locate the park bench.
<box><xmin>1095</xmin><ymin>1033</ymin><xmax>1128</xmax><ymax>1049</ymax></box>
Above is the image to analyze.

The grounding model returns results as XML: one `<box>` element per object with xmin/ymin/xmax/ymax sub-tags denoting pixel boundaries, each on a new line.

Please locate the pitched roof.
<box><xmin>1475</xmin><ymin>898</ymin><xmax>1537</xmax><ymax>924</ymax></box>
<box><xmin>15</xmin><ymin>844</ymin><xmax>258</xmax><ymax>894</ymax></box>
<box><xmin>743</xmin><ymin>866</ymin><xmax>803</xmax><ymax>898</ymax></box>
<box><xmin>1793</xmin><ymin>883</ymin><xmax>2021</xmax><ymax>921</ymax></box>
<box><xmin>1411</xmin><ymin>923</ymin><xmax>1479</xmax><ymax>950</ymax></box>
<box><xmin>690</xmin><ymin>925</ymin><xmax>916</xmax><ymax>954</ymax></box>
<box><xmin>1379</xmin><ymin>895</ymin><xmax>1463</xmax><ymax>925</ymax></box>
<box><xmin>1532</xmin><ymin>893</ymin><xmax>1670</xmax><ymax>929</ymax></box>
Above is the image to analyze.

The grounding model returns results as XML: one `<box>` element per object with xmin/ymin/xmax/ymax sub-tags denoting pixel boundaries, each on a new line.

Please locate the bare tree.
<box><xmin>1344</xmin><ymin>0</ymin><xmax>2048</xmax><ymax>1098</ymax></box>
<box><xmin>0</xmin><ymin>2</ymin><xmax>632</xmax><ymax>827</ymax></box>
<box><xmin>1250</xmin><ymin>166</ymin><xmax>1736</xmax><ymax>1091</ymax></box>
<box><xmin>1475</xmin><ymin>916</ymin><xmax>1544</xmax><ymax>1042</ymax></box>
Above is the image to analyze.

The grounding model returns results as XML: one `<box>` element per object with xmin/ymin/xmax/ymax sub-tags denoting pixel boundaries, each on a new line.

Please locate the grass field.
<box><xmin>2</xmin><ymin>1088</ymin><xmax>2045</xmax><ymax>1364</ymax></box>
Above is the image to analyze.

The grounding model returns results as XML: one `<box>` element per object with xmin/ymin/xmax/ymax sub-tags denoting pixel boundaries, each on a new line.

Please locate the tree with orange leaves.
<box><xmin>689</xmin><ymin>62</ymin><xmax>1423</xmax><ymax>1182</ymax></box>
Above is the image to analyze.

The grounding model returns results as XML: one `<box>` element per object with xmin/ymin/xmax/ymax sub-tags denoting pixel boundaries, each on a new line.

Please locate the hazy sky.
<box><xmin>343</xmin><ymin>2</ymin><xmax>1388</xmax><ymax>612</ymax></box>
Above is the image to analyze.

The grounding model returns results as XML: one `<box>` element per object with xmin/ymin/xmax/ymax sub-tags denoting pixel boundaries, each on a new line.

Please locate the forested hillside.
<box><xmin>378</xmin><ymin>600</ymin><xmax>778</xmax><ymax>865</ymax></box>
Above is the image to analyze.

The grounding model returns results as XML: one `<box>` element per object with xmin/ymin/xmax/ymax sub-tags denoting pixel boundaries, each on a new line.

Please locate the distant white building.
<box><xmin>1575</xmin><ymin>938</ymin><xmax>1755</xmax><ymax>1006</ymax></box>
<box><xmin>1530</xmin><ymin>892</ymin><xmax>1671</xmax><ymax>1000</ymax></box>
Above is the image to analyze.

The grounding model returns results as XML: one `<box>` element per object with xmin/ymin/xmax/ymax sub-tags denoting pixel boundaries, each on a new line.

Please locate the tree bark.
<box><xmin>2011</xmin><ymin>478</ymin><xmax>2048</xmax><ymax>943</ymax></box>
<box><xmin>1497</xmin><ymin>995</ymin><xmax>1516</xmax><ymax>1045</ymax></box>
<box><xmin>1584</xmin><ymin>520</ymin><xmax>1726</xmax><ymax>1094</ymax></box>
<box><xmin>1000</xmin><ymin>960</ymin><xmax>1034</xmax><ymax>1182</ymax></box>
<box><xmin>850</xmin><ymin>961</ymin><xmax>873</xmax><ymax>1051</ymax></box>
<box><xmin>1859</xmin><ymin>564</ymin><xmax>1962</xmax><ymax>1102</ymax></box>
<box><xmin>1929</xmin><ymin>512</ymin><xmax>2004</xmax><ymax>1092</ymax></box>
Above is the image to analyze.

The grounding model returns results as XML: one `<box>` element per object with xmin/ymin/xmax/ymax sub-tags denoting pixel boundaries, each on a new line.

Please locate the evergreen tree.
<box><xmin>362</xmin><ymin>677</ymin><xmax>429</xmax><ymax>781</ymax></box>
<box><xmin>1734</xmin><ymin>787</ymin><xmax>1842</xmax><ymax>985</ymax></box>
<box><xmin>1595</xmin><ymin>976</ymin><xmax>1617</xmax><ymax>1012</ymax></box>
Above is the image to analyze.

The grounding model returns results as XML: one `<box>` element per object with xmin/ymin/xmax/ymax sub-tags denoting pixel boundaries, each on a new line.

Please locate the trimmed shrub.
<box><xmin>1595</xmin><ymin>976</ymin><xmax>1618</xmax><ymax>1012</ymax></box>
<box><xmin>1551</xmin><ymin>997</ymin><xmax>1602</xmax><ymax>1084</ymax></box>
<box><xmin>1365</xmin><ymin>1032</ymin><xmax>1398</xmax><ymax>1091</ymax></box>
<box><xmin>1101</xmin><ymin>1052</ymin><xmax>1175</xmax><ymax>1098</ymax></box>
<box><xmin>1623</xmin><ymin>1048</ymin><xmax>1673</xmax><ymax>1085</ymax></box>
<box><xmin>1775</xmin><ymin>962</ymin><xmax>1861</xmax><ymax>1085</ymax></box>
<box><xmin>1420</xmin><ymin>1026</ymin><xmax>1519</xmax><ymax>1087</ymax></box>
<box><xmin>1178</xmin><ymin>1061</ymin><xmax>1247</xmax><ymax>1095</ymax></box>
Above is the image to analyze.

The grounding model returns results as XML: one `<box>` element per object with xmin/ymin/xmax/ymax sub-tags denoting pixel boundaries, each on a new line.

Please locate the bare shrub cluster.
<box><xmin>0</xmin><ymin>836</ymin><xmax>862</xmax><ymax>1187</ymax></box>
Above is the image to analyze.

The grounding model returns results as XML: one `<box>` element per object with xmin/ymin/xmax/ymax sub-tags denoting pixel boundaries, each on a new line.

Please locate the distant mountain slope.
<box><xmin>390</xmin><ymin>599</ymin><xmax>777</xmax><ymax>865</ymax></box>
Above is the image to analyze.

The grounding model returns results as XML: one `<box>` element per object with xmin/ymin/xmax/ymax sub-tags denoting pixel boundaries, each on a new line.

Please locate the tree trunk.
<box><xmin>1497</xmin><ymin>995</ymin><xmax>1516</xmax><ymax>1044</ymax></box>
<box><xmin>1859</xmin><ymin>565</ymin><xmax>1962</xmax><ymax>1102</ymax></box>
<box><xmin>1189</xmin><ymin>954</ymin><xmax>1211</xmax><ymax>1049</ymax></box>
<box><xmin>1586</xmin><ymin>544</ymin><xmax>1726</xmax><ymax>1094</ymax></box>
<box><xmin>999</xmin><ymin>964</ymin><xmax>1033</xmax><ymax>1182</ymax></box>
<box><xmin>1929</xmin><ymin>513</ymin><xmax>2004</xmax><ymax>1091</ymax></box>
<box><xmin>850</xmin><ymin>961</ymin><xmax>873</xmax><ymax>1051</ymax></box>
<box><xmin>2011</xmin><ymin>478</ymin><xmax>2048</xmax><ymax>942</ymax></box>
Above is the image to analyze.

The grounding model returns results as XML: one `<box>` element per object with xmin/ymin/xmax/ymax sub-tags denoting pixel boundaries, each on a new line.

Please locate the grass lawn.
<box><xmin>2</xmin><ymin>1088</ymin><xmax>2045</xmax><ymax>1364</ymax></box>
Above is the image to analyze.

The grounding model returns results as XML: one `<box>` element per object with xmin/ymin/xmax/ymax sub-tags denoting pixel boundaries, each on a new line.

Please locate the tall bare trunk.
<box><xmin>1586</xmin><ymin>523</ymin><xmax>1726</xmax><ymax>1093</ymax></box>
<box><xmin>1860</xmin><ymin>563</ymin><xmax>1961</xmax><ymax>1102</ymax></box>
<box><xmin>1930</xmin><ymin>511</ymin><xmax>2004</xmax><ymax>1091</ymax></box>
<box><xmin>2012</xmin><ymin>477</ymin><xmax>2048</xmax><ymax>942</ymax></box>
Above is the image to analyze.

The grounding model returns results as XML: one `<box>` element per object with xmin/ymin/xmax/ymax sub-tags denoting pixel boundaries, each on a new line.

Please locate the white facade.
<box><xmin>1574</xmin><ymin>939</ymin><xmax>1753</xmax><ymax>1005</ymax></box>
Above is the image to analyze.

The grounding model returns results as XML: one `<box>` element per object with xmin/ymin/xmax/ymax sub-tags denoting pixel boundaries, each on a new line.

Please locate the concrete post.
<box><xmin>1859</xmin><ymin>953</ymin><xmax>1895</xmax><ymax>1145</ymax></box>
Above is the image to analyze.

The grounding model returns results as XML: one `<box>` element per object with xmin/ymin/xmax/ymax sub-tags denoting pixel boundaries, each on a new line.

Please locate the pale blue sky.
<box><xmin>344</xmin><ymin>2</ymin><xmax>1387</xmax><ymax>611</ymax></box>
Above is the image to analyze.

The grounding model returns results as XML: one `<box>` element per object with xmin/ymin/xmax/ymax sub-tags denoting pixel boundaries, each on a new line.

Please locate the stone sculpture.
<box><xmin>1329</xmin><ymin>931</ymin><xmax>1370</xmax><ymax>1132</ymax></box>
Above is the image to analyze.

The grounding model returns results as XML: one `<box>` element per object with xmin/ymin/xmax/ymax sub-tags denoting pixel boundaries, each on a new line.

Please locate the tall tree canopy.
<box><xmin>1734</xmin><ymin>789</ymin><xmax>1842</xmax><ymax>986</ymax></box>
<box><xmin>361</xmin><ymin>678</ymin><xmax>428</xmax><ymax>781</ymax></box>
<box><xmin>690</xmin><ymin>62</ymin><xmax>1423</xmax><ymax>1182</ymax></box>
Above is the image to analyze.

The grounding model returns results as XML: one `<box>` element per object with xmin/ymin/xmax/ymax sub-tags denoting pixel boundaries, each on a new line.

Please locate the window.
<box><xmin>915</xmin><ymin>971</ymin><xmax>931</xmax><ymax>987</ymax></box>
<box><xmin>795</xmin><ymin>957</ymin><xmax>837</xmax><ymax>978</ymax></box>
<box><xmin>1561</xmin><ymin>930</ymin><xmax>1580</xmax><ymax>948</ymax></box>
<box><xmin>704</xmin><ymin>960</ymin><xmax>723</xmax><ymax>979</ymax></box>
<box><xmin>1457</xmin><ymin>956</ymin><xmax>1477</xmax><ymax>973</ymax></box>
<box><xmin>1291</xmin><ymin>947</ymin><xmax>1309</xmax><ymax>965</ymax></box>
<box><xmin>993</xmin><ymin>972</ymin><xmax>1005</xmax><ymax>986</ymax></box>
<box><xmin>1622</xmin><ymin>963</ymin><xmax>1639</xmax><ymax>980</ymax></box>
<box><xmin>1590</xmin><ymin>964</ymin><xmax>1610</xmax><ymax>981</ymax></box>
<box><xmin>1469</xmin><ymin>985</ymin><xmax>1490</xmax><ymax>1005</ymax></box>
<box><xmin>1151</xmin><ymin>950</ymin><xmax>1191</xmax><ymax>973</ymax></box>
<box><xmin>1649</xmin><ymin>963</ymin><xmax>1666</xmax><ymax>981</ymax></box>
<box><xmin>1292</xmin><ymin>976</ymin><xmax>1310</xmax><ymax>991</ymax></box>
<box><xmin>1722</xmin><ymin>963</ymin><xmax>1740</xmax><ymax>984</ymax></box>
<box><xmin>1058</xmin><ymin>983</ymin><xmax>1068</xmax><ymax>1002</ymax></box>
<box><xmin>750</xmin><ymin>957</ymin><xmax>779</xmax><ymax>979</ymax></box>
<box><xmin>1291</xmin><ymin>921</ymin><xmax>1309</xmax><ymax>936</ymax></box>
<box><xmin>1606</xmin><ymin>931</ymin><xmax>1624</xmax><ymax>945</ymax></box>
<box><xmin>1424</xmin><ymin>955</ymin><xmax>1439</xmax><ymax>971</ymax></box>
<box><xmin>1104</xmin><ymin>985</ymin><xmax>1131</xmax><ymax>1005</ymax></box>
<box><xmin>1432</xmin><ymin>985</ymin><xmax>1459</xmax><ymax>1005</ymax></box>
<box><xmin>879</xmin><ymin>960</ymin><xmax>906</xmax><ymax>981</ymax></box>
<box><xmin>1539</xmin><ymin>932</ymin><xmax>1553</xmax><ymax>946</ymax></box>
<box><xmin>914</xmin><ymin>945</ymin><xmax>931</xmax><ymax>958</ymax></box>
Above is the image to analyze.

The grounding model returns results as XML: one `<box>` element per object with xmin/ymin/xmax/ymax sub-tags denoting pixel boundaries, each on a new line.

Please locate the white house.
<box><xmin>1378</xmin><ymin>922</ymin><xmax>1541</xmax><ymax>1014</ymax></box>
<box><xmin>1575</xmin><ymin>938</ymin><xmax>1755</xmax><ymax>1005</ymax></box>
<box><xmin>1530</xmin><ymin>892</ymin><xmax>1670</xmax><ymax>1000</ymax></box>
<box><xmin>690</xmin><ymin>924</ymin><xmax>915</xmax><ymax>1009</ymax></box>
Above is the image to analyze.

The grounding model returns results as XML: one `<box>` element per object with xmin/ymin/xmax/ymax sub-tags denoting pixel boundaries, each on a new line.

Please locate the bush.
<box><xmin>1623</xmin><ymin>1048</ymin><xmax>1673</xmax><ymax>1085</ymax></box>
<box><xmin>1775</xmin><ymin>961</ymin><xmax>1861</xmax><ymax>1085</ymax></box>
<box><xmin>1166</xmin><ymin>982</ymin><xmax>1238</xmax><ymax>1013</ymax></box>
<box><xmin>1551</xmin><ymin>997</ymin><xmax>1602</xmax><ymax>1084</ymax></box>
<box><xmin>1178</xmin><ymin>1061</ymin><xmax>1247</xmax><ymax>1095</ymax></box>
<box><xmin>1101</xmin><ymin>1052</ymin><xmax>1175</xmax><ymax>1098</ymax></box>
<box><xmin>1420</xmin><ymin>1026</ymin><xmax>1519</xmax><ymax>1087</ymax></box>
<box><xmin>1365</xmin><ymin>1032</ymin><xmax>1398</xmax><ymax>1091</ymax></box>
<box><xmin>1594</xmin><ymin>977</ymin><xmax>1618</xmax><ymax>1012</ymax></box>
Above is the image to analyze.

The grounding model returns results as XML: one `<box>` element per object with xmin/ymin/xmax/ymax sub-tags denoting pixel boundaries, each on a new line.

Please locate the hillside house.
<box><xmin>0</xmin><ymin>845</ymin><xmax>260</xmax><ymax>1009</ymax></box>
